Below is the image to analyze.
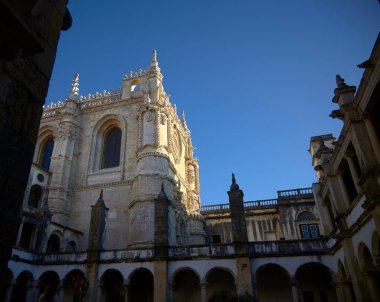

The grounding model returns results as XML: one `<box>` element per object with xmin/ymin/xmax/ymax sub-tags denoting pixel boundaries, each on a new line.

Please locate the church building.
<box><xmin>4</xmin><ymin>34</ymin><xmax>380</xmax><ymax>302</ymax></box>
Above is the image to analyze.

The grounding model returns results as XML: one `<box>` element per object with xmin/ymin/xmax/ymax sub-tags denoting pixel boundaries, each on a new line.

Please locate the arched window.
<box><xmin>28</xmin><ymin>185</ymin><xmax>42</xmax><ymax>208</ymax></box>
<box><xmin>46</xmin><ymin>234</ymin><xmax>60</xmax><ymax>253</ymax></box>
<box><xmin>298</xmin><ymin>211</ymin><xmax>316</xmax><ymax>221</ymax></box>
<box><xmin>39</xmin><ymin>138</ymin><xmax>54</xmax><ymax>170</ymax></box>
<box><xmin>298</xmin><ymin>211</ymin><xmax>319</xmax><ymax>239</ymax></box>
<box><xmin>101</xmin><ymin>127</ymin><xmax>122</xmax><ymax>169</ymax></box>
<box><xmin>131</xmin><ymin>79</ymin><xmax>141</xmax><ymax>91</ymax></box>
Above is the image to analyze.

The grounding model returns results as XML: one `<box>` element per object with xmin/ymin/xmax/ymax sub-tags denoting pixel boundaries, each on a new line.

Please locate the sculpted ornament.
<box><xmin>146</xmin><ymin>111</ymin><xmax>154</xmax><ymax>122</ymax></box>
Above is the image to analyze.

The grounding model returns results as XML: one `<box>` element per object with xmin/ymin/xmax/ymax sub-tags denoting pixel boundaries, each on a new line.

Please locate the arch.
<box><xmin>371</xmin><ymin>231</ymin><xmax>380</xmax><ymax>259</ymax></box>
<box><xmin>171</xmin><ymin>267</ymin><xmax>201</xmax><ymax>284</ymax></box>
<box><xmin>297</xmin><ymin>211</ymin><xmax>317</xmax><ymax>221</ymax></box>
<box><xmin>27</xmin><ymin>184</ymin><xmax>42</xmax><ymax>208</ymax></box>
<box><xmin>19</xmin><ymin>222</ymin><xmax>37</xmax><ymax>249</ymax></box>
<box><xmin>38</xmin><ymin>271</ymin><xmax>60</xmax><ymax>301</ymax></box>
<box><xmin>101</xmin><ymin>269</ymin><xmax>124</xmax><ymax>302</ymax></box>
<box><xmin>205</xmin><ymin>267</ymin><xmax>236</xmax><ymax>301</ymax></box>
<box><xmin>101</xmin><ymin>126</ymin><xmax>122</xmax><ymax>169</ymax></box>
<box><xmin>295</xmin><ymin>262</ymin><xmax>338</xmax><ymax>302</ymax></box>
<box><xmin>358</xmin><ymin>242</ymin><xmax>375</xmax><ymax>269</ymax></box>
<box><xmin>128</xmin><ymin>268</ymin><xmax>153</xmax><ymax>302</ymax></box>
<box><xmin>46</xmin><ymin>233</ymin><xmax>61</xmax><ymax>253</ymax></box>
<box><xmin>39</xmin><ymin>136</ymin><xmax>55</xmax><ymax>170</ymax></box>
<box><xmin>66</xmin><ymin>240</ymin><xmax>77</xmax><ymax>252</ymax></box>
<box><xmin>10</xmin><ymin>270</ymin><xmax>33</xmax><ymax>302</ymax></box>
<box><xmin>172</xmin><ymin>268</ymin><xmax>201</xmax><ymax>302</ymax></box>
<box><xmin>131</xmin><ymin>79</ymin><xmax>141</xmax><ymax>91</ymax></box>
<box><xmin>256</xmin><ymin>263</ymin><xmax>292</xmax><ymax>302</ymax></box>
<box><xmin>63</xmin><ymin>269</ymin><xmax>87</xmax><ymax>302</ymax></box>
<box><xmin>365</xmin><ymin>81</ymin><xmax>380</xmax><ymax>142</ymax></box>
<box><xmin>88</xmin><ymin>114</ymin><xmax>126</xmax><ymax>173</ymax></box>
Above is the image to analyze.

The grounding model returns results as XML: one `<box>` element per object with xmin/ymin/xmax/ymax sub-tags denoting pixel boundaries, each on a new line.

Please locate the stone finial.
<box><xmin>181</xmin><ymin>111</ymin><xmax>185</xmax><ymax>121</ymax></box>
<box><xmin>69</xmin><ymin>72</ymin><xmax>79</xmax><ymax>100</ymax></box>
<box><xmin>158</xmin><ymin>183</ymin><xmax>167</xmax><ymax>198</ymax></box>
<box><xmin>152</xmin><ymin>50</ymin><xmax>157</xmax><ymax>63</ymax></box>
<box><xmin>149</xmin><ymin>50</ymin><xmax>161</xmax><ymax>75</ymax></box>
<box><xmin>336</xmin><ymin>74</ymin><xmax>348</xmax><ymax>89</ymax></box>
<box><xmin>230</xmin><ymin>173</ymin><xmax>240</xmax><ymax>191</ymax></box>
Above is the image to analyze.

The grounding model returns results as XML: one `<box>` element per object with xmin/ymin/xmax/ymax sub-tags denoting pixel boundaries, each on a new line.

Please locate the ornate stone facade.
<box><xmin>5</xmin><ymin>34</ymin><xmax>380</xmax><ymax>302</ymax></box>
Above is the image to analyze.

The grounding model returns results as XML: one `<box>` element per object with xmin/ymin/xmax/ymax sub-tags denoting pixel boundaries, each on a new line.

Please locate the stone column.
<box><xmin>96</xmin><ymin>282</ymin><xmax>104</xmax><ymax>302</ymax></box>
<box><xmin>364</xmin><ymin>271</ymin><xmax>380</xmax><ymax>302</ymax></box>
<box><xmin>57</xmin><ymin>280</ymin><xmax>64</xmax><ymax>302</ymax></box>
<box><xmin>200</xmin><ymin>283</ymin><xmax>207</xmax><ymax>302</ymax></box>
<box><xmin>336</xmin><ymin>171</ymin><xmax>352</xmax><ymax>208</ymax></box>
<box><xmin>26</xmin><ymin>280</ymin><xmax>37</xmax><ymax>302</ymax></box>
<box><xmin>153</xmin><ymin>260</ymin><xmax>167</xmax><ymax>302</ymax></box>
<box><xmin>291</xmin><ymin>280</ymin><xmax>299</xmax><ymax>302</ymax></box>
<box><xmin>168</xmin><ymin>283</ymin><xmax>173</xmax><ymax>302</ymax></box>
<box><xmin>345</xmin><ymin>151</ymin><xmax>361</xmax><ymax>193</ymax></box>
<box><xmin>364</xmin><ymin>118</ymin><xmax>380</xmax><ymax>161</ymax></box>
<box><xmin>123</xmin><ymin>281</ymin><xmax>129</xmax><ymax>302</ymax></box>
<box><xmin>3</xmin><ymin>279</ymin><xmax>15</xmax><ymax>302</ymax></box>
<box><xmin>235</xmin><ymin>257</ymin><xmax>253</xmax><ymax>296</ymax></box>
<box><xmin>15</xmin><ymin>219</ymin><xmax>24</xmax><ymax>246</ymax></box>
<box><xmin>333</xmin><ymin>282</ymin><xmax>347</xmax><ymax>302</ymax></box>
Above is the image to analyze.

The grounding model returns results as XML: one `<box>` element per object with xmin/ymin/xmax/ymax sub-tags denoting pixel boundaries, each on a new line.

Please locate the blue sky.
<box><xmin>47</xmin><ymin>1</ymin><xmax>379</xmax><ymax>205</ymax></box>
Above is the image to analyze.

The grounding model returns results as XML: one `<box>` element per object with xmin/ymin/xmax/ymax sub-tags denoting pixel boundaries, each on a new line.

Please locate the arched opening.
<box><xmin>46</xmin><ymin>234</ymin><xmax>61</xmax><ymax>253</ymax></box>
<box><xmin>19</xmin><ymin>222</ymin><xmax>36</xmax><ymax>249</ymax></box>
<box><xmin>10</xmin><ymin>271</ymin><xmax>33</xmax><ymax>302</ymax></box>
<box><xmin>28</xmin><ymin>184</ymin><xmax>42</xmax><ymax>208</ymax></box>
<box><xmin>206</xmin><ymin>268</ymin><xmax>236</xmax><ymax>301</ymax></box>
<box><xmin>39</xmin><ymin>137</ymin><xmax>54</xmax><ymax>170</ymax></box>
<box><xmin>358</xmin><ymin>242</ymin><xmax>380</xmax><ymax>300</ymax></box>
<box><xmin>66</xmin><ymin>240</ymin><xmax>77</xmax><ymax>252</ymax></box>
<box><xmin>101</xmin><ymin>269</ymin><xmax>124</xmax><ymax>302</ymax></box>
<box><xmin>101</xmin><ymin>127</ymin><xmax>122</xmax><ymax>169</ymax></box>
<box><xmin>295</xmin><ymin>263</ymin><xmax>338</xmax><ymax>302</ymax></box>
<box><xmin>128</xmin><ymin>268</ymin><xmax>153</xmax><ymax>302</ymax></box>
<box><xmin>256</xmin><ymin>264</ymin><xmax>292</xmax><ymax>302</ymax></box>
<box><xmin>38</xmin><ymin>271</ymin><xmax>60</xmax><ymax>301</ymax></box>
<box><xmin>337</xmin><ymin>260</ymin><xmax>356</xmax><ymax>302</ymax></box>
<box><xmin>365</xmin><ymin>82</ymin><xmax>380</xmax><ymax>143</ymax></box>
<box><xmin>131</xmin><ymin>80</ymin><xmax>141</xmax><ymax>92</ymax></box>
<box><xmin>173</xmin><ymin>268</ymin><xmax>200</xmax><ymax>302</ymax></box>
<box><xmin>63</xmin><ymin>269</ymin><xmax>87</xmax><ymax>302</ymax></box>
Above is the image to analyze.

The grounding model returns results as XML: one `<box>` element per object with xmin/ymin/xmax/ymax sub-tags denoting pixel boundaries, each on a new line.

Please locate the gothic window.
<box><xmin>28</xmin><ymin>185</ymin><xmax>42</xmax><ymax>208</ymax></box>
<box><xmin>39</xmin><ymin>138</ymin><xmax>54</xmax><ymax>170</ymax></box>
<box><xmin>101</xmin><ymin>127</ymin><xmax>122</xmax><ymax>169</ymax></box>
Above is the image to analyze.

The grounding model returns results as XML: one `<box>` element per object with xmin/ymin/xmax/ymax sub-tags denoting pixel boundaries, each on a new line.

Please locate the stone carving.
<box><xmin>146</xmin><ymin>110</ymin><xmax>154</xmax><ymax>122</ymax></box>
<box><xmin>69</xmin><ymin>73</ymin><xmax>79</xmax><ymax>99</ymax></box>
<box><xmin>58</xmin><ymin>124</ymin><xmax>79</xmax><ymax>141</ymax></box>
<box><xmin>175</xmin><ymin>208</ymin><xmax>189</xmax><ymax>245</ymax></box>
<box><xmin>160</xmin><ymin>114</ymin><xmax>167</xmax><ymax>125</ymax></box>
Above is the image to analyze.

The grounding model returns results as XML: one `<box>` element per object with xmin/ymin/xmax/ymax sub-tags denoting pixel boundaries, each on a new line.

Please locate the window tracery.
<box><xmin>101</xmin><ymin>127</ymin><xmax>122</xmax><ymax>169</ymax></box>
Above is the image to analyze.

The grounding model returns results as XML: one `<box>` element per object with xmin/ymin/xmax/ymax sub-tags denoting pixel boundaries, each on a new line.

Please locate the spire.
<box><xmin>96</xmin><ymin>189</ymin><xmax>105</xmax><ymax>205</ymax></box>
<box><xmin>69</xmin><ymin>72</ymin><xmax>79</xmax><ymax>100</ymax></box>
<box><xmin>158</xmin><ymin>183</ymin><xmax>167</xmax><ymax>198</ymax></box>
<box><xmin>148</xmin><ymin>50</ymin><xmax>161</xmax><ymax>76</ymax></box>
<box><xmin>230</xmin><ymin>173</ymin><xmax>240</xmax><ymax>191</ymax></box>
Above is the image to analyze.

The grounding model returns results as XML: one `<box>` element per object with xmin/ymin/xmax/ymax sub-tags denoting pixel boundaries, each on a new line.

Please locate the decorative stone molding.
<box><xmin>73</xmin><ymin>179</ymin><xmax>133</xmax><ymax>191</ymax></box>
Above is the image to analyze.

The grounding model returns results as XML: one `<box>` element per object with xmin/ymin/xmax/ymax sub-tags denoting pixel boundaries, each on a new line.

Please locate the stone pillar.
<box><xmin>154</xmin><ymin>184</ymin><xmax>169</xmax><ymax>258</ymax></box>
<box><xmin>168</xmin><ymin>283</ymin><xmax>173</xmax><ymax>302</ymax></box>
<box><xmin>3</xmin><ymin>279</ymin><xmax>15</xmax><ymax>302</ymax></box>
<box><xmin>364</xmin><ymin>271</ymin><xmax>380</xmax><ymax>302</ymax></box>
<box><xmin>291</xmin><ymin>280</ymin><xmax>299</xmax><ymax>302</ymax></box>
<box><xmin>15</xmin><ymin>219</ymin><xmax>24</xmax><ymax>246</ymax></box>
<box><xmin>96</xmin><ymin>282</ymin><xmax>104</xmax><ymax>302</ymax></box>
<box><xmin>235</xmin><ymin>257</ymin><xmax>253</xmax><ymax>296</ymax></box>
<box><xmin>200</xmin><ymin>283</ymin><xmax>207</xmax><ymax>302</ymax></box>
<box><xmin>86</xmin><ymin>191</ymin><xmax>108</xmax><ymax>302</ymax></box>
<box><xmin>153</xmin><ymin>260</ymin><xmax>168</xmax><ymax>302</ymax></box>
<box><xmin>345</xmin><ymin>151</ymin><xmax>361</xmax><ymax>193</ymax></box>
<box><xmin>364</xmin><ymin>117</ymin><xmax>380</xmax><ymax>161</ymax></box>
<box><xmin>57</xmin><ymin>280</ymin><xmax>64</xmax><ymax>302</ymax></box>
<box><xmin>228</xmin><ymin>174</ymin><xmax>248</xmax><ymax>253</ymax></box>
<box><xmin>26</xmin><ymin>280</ymin><xmax>37</xmax><ymax>302</ymax></box>
<box><xmin>123</xmin><ymin>281</ymin><xmax>129</xmax><ymax>302</ymax></box>
<box><xmin>333</xmin><ymin>282</ymin><xmax>347</xmax><ymax>302</ymax></box>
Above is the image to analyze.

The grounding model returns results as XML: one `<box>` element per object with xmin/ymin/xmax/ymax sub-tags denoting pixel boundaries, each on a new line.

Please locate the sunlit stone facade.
<box><xmin>6</xmin><ymin>34</ymin><xmax>380</xmax><ymax>302</ymax></box>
